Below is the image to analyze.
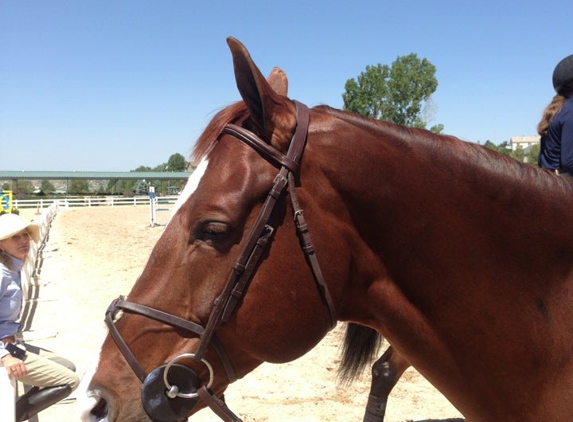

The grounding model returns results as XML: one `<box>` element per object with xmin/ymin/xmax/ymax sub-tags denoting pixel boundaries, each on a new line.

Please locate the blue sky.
<box><xmin>1</xmin><ymin>1</ymin><xmax>571</xmax><ymax>171</ymax></box>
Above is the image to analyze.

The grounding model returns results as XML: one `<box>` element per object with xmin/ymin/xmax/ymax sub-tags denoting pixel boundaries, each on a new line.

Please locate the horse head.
<box><xmin>81</xmin><ymin>37</ymin><xmax>351</xmax><ymax>422</ymax></box>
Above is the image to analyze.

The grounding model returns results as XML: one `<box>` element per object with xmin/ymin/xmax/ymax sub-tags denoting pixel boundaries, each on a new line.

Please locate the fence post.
<box><xmin>149</xmin><ymin>187</ymin><xmax>157</xmax><ymax>227</ymax></box>
<box><xmin>1</xmin><ymin>352</ymin><xmax>17</xmax><ymax>422</ymax></box>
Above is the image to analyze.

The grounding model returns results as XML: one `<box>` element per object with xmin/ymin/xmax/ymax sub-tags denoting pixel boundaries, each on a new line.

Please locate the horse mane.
<box><xmin>193</xmin><ymin>102</ymin><xmax>548</xmax><ymax>191</ymax></box>
<box><xmin>192</xmin><ymin>101</ymin><xmax>250</xmax><ymax>165</ymax></box>
<box><xmin>315</xmin><ymin>105</ymin><xmax>554</xmax><ymax>191</ymax></box>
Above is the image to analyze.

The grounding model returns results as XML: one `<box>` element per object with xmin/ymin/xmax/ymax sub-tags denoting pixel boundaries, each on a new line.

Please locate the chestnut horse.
<box><xmin>80</xmin><ymin>37</ymin><xmax>573</xmax><ymax>422</ymax></box>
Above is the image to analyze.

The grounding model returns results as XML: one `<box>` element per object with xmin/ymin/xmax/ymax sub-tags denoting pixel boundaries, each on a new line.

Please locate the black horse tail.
<box><xmin>337</xmin><ymin>322</ymin><xmax>383</xmax><ymax>385</ymax></box>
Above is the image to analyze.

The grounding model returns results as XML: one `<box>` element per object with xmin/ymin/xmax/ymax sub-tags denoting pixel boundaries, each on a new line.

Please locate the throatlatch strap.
<box><xmin>287</xmin><ymin>172</ymin><xmax>337</xmax><ymax>328</ymax></box>
<box><xmin>197</xmin><ymin>387</ymin><xmax>243</xmax><ymax>422</ymax></box>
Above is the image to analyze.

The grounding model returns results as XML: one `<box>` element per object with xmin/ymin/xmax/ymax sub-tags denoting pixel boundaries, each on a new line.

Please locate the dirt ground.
<box><xmin>18</xmin><ymin>205</ymin><xmax>464</xmax><ymax>422</ymax></box>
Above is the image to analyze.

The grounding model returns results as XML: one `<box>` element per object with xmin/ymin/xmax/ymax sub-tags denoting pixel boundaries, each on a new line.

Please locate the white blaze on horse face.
<box><xmin>77</xmin><ymin>352</ymin><xmax>106</xmax><ymax>422</ymax></box>
<box><xmin>167</xmin><ymin>157</ymin><xmax>209</xmax><ymax>225</ymax></box>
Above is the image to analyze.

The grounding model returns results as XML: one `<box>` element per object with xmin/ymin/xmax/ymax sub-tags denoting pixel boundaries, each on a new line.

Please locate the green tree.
<box><xmin>511</xmin><ymin>146</ymin><xmax>525</xmax><ymax>163</ymax></box>
<box><xmin>527</xmin><ymin>143</ymin><xmax>540</xmax><ymax>164</ymax></box>
<box><xmin>167</xmin><ymin>153</ymin><xmax>187</xmax><ymax>172</ymax></box>
<box><xmin>343</xmin><ymin>53</ymin><xmax>441</xmax><ymax>131</ymax></box>
<box><xmin>41</xmin><ymin>180</ymin><xmax>55</xmax><ymax>194</ymax></box>
<box><xmin>69</xmin><ymin>179</ymin><xmax>90</xmax><ymax>195</ymax></box>
<box><xmin>484</xmin><ymin>141</ymin><xmax>540</xmax><ymax>165</ymax></box>
<box><xmin>133</xmin><ymin>179</ymin><xmax>150</xmax><ymax>195</ymax></box>
<box><xmin>16</xmin><ymin>180</ymin><xmax>34</xmax><ymax>194</ymax></box>
<box><xmin>484</xmin><ymin>140</ymin><xmax>512</xmax><ymax>156</ymax></box>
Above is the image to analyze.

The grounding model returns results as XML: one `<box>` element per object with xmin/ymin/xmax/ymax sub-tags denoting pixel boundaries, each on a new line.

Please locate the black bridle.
<box><xmin>104</xmin><ymin>101</ymin><xmax>337</xmax><ymax>422</ymax></box>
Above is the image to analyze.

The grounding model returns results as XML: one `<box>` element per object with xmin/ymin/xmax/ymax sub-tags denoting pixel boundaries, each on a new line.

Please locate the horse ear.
<box><xmin>267</xmin><ymin>67</ymin><xmax>288</xmax><ymax>96</ymax></box>
<box><xmin>227</xmin><ymin>37</ymin><xmax>289</xmax><ymax>131</ymax></box>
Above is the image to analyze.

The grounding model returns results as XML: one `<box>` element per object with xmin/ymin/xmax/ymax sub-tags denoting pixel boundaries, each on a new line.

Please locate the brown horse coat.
<box><xmin>81</xmin><ymin>38</ymin><xmax>573</xmax><ymax>422</ymax></box>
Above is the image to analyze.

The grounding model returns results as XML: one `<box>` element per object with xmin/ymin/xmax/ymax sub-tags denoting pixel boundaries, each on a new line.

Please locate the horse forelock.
<box><xmin>192</xmin><ymin>101</ymin><xmax>249</xmax><ymax>164</ymax></box>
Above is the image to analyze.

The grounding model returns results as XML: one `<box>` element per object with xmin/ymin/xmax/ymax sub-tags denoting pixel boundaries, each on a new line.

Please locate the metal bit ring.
<box><xmin>163</xmin><ymin>353</ymin><xmax>214</xmax><ymax>399</ymax></box>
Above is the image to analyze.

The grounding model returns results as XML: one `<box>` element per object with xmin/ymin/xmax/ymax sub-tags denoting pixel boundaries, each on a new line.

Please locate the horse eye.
<box><xmin>200</xmin><ymin>222</ymin><xmax>231</xmax><ymax>241</ymax></box>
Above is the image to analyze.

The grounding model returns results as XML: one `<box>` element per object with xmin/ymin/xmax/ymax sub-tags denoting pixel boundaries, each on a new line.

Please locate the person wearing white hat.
<box><xmin>0</xmin><ymin>213</ymin><xmax>79</xmax><ymax>422</ymax></box>
<box><xmin>538</xmin><ymin>54</ymin><xmax>573</xmax><ymax>178</ymax></box>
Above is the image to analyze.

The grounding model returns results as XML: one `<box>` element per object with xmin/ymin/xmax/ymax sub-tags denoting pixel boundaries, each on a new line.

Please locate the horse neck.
<box><xmin>310</xmin><ymin>111</ymin><xmax>573</xmax><ymax>240</ymax></box>
<box><xmin>304</xmin><ymin>109</ymin><xmax>573</xmax><ymax>419</ymax></box>
<box><xmin>305</xmin><ymin>109</ymin><xmax>573</xmax><ymax>313</ymax></box>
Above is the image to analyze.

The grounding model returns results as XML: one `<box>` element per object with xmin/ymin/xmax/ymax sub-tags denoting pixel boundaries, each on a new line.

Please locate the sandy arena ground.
<box><xmin>17</xmin><ymin>205</ymin><xmax>463</xmax><ymax>422</ymax></box>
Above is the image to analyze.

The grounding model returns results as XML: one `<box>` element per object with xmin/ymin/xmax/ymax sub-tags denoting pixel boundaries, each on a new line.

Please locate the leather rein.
<box><xmin>104</xmin><ymin>101</ymin><xmax>337</xmax><ymax>422</ymax></box>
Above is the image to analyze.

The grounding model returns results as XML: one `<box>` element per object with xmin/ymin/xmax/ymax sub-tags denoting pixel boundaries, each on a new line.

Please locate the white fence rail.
<box><xmin>21</xmin><ymin>202</ymin><xmax>60</xmax><ymax>311</ymax></box>
<box><xmin>13</xmin><ymin>195</ymin><xmax>178</xmax><ymax>210</ymax></box>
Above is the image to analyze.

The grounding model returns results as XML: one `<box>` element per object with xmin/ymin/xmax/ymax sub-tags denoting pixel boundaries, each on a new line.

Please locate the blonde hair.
<box><xmin>537</xmin><ymin>82</ymin><xmax>573</xmax><ymax>136</ymax></box>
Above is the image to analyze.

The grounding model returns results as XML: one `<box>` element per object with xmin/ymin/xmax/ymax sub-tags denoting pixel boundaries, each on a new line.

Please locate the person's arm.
<box><xmin>0</xmin><ymin>351</ymin><xmax>28</xmax><ymax>380</ymax></box>
<box><xmin>0</xmin><ymin>347</ymin><xmax>9</xmax><ymax>360</ymax></box>
<box><xmin>0</xmin><ymin>270</ymin><xmax>27</xmax><ymax>379</ymax></box>
<box><xmin>2</xmin><ymin>354</ymin><xmax>28</xmax><ymax>380</ymax></box>
<box><xmin>0</xmin><ymin>275</ymin><xmax>11</xmax><ymax>362</ymax></box>
<box><xmin>560</xmin><ymin>110</ymin><xmax>573</xmax><ymax>173</ymax></box>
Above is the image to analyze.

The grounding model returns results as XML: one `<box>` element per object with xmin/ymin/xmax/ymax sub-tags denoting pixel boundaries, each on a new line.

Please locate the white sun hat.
<box><xmin>0</xmin><ymin>213</ymin><xmax>40</xmax><ymax>243</ymax></box>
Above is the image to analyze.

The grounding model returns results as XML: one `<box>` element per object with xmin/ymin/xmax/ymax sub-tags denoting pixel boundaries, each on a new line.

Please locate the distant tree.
<box><xmin>69</xmin><ymin>179</ymin><xmax>90</xmax><ymax>195</ymax></box>
<box><xmin>131</xmin><ymin>153</ymin><xmax>188</xmax><ymax>173</ymax></box>
<box><xmin>133</xmin><ymin>179</ymin><xmax>150</xmax><ymax>195</ymax></box>
<box><xmin>527</xmin><ymin>143</ymin><xmax>541</xmax><ymax>164</ymax></box>
<box><xmin>512</xmin><ymin>146</ymin><xmax>526</xmax><ymax>163</ymax></box>
<box><xmin>16</xmin><ymin>180</ymin><xmax>34</xmax><ymax>194</ymax></box>
<box><xmin>122</xmin><ymin>180</ymin><xmax>137</xmax><ymax>193</ymax></box>
<box><xmin>41</xmin><ymin>180</ymin><xmax>55</xmax><ymax>194</ymax></box>
<box><xmin>484</xmin><ymin>141</ymin><xmax>540</xmax><ymax>165</ymax></box>
<box><xmin>484</xmin><ymin>141</ymin><xmax>511</xmax><ymax>156</ymax></box>
<box><xmin>167</xmin><ymin>153</ymin><xmax>187</xmax><ymax>172</ymax></box>
<box><xmin>106</xmin><ymin>180</ymin><xmax>118</xmax><ymax>194</ymax></box>
<box><xmin>343</xmin><ymin>53</ymin><xmax>442</xmax><ymax>132</ymax></box>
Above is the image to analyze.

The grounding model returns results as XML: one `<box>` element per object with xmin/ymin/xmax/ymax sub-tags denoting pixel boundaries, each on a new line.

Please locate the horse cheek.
<box><xmin>233</xmin><ymin>262</ymin><xmax>330</xmax><ymax>363</ymax></box>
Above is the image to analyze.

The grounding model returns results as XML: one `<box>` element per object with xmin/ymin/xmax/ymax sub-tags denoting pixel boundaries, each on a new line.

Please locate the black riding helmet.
<box><xmin>553</xmin><ymin>54</ymin><xmax>573</xmax><ymax>94</ymax></box>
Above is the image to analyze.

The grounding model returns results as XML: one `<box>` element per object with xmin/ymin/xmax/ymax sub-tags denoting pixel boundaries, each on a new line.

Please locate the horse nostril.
<box><xmin>80</xmin><ymin>390</ymin><xmax>110</xmax><ymax>422</ymax></box>
<box><xmin>91</xmin><ymin>396</ymin><xmax>109</xmax><ymax>420</ymax></box>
